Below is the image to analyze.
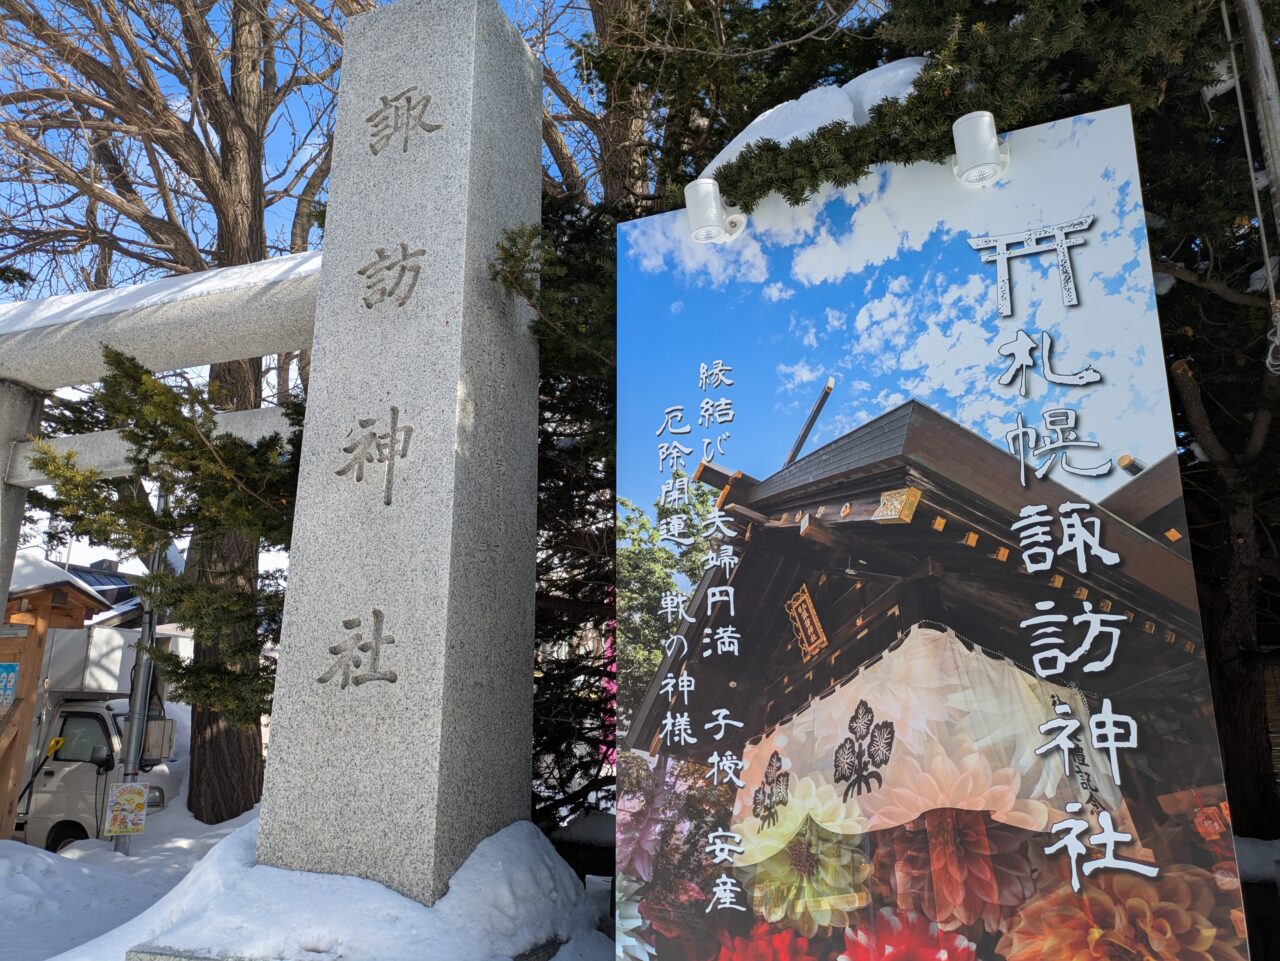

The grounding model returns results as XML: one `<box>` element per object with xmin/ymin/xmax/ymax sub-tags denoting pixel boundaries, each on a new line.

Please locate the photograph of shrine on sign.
<box><xmin>616</xmin><ymin>107</ymin><xmax>1250</xmax><ymax>961</ymax></box>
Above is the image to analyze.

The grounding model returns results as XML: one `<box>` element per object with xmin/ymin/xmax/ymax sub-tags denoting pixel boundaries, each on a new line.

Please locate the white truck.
<box><xmin>11</xmin><ymin>623</ymin><xmax>183</xmax><ymax>851</ymax></box>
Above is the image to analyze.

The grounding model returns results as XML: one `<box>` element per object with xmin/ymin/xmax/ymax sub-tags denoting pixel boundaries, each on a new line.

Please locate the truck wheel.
<box><xmin>45</xmin><ymin>822</ymin><xmax>88</xmax><ymax>853</ymax></box>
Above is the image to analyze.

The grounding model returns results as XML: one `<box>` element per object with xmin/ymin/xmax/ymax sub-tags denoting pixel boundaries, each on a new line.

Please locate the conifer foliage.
<box><xmin>29</xmin><ymin>350</ymin><xmax>301</xmax><ymax>819</ymax></box>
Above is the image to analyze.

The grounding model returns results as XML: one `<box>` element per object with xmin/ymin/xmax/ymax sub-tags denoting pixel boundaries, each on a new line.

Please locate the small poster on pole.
<box><xmin>104</xmin><ymin>783</ymin><xmax>148</xmax><ymax>837</ymax></box>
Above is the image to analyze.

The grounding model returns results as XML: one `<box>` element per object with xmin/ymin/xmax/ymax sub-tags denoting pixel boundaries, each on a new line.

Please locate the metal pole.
<box><xmin>784</xmin><ymin>377</ymin><xmax>835</xmax><ymax>467</ymax></box>
<box><xmin>1230</xmin><ymin>0</ymin><xmax>1280</xmax><ymax>372</ymax></box>
<box><xmin>113</xmin><ymin>493</ymin><xmax>166</xmax><ymax>854</ymax></box>
<box><xmin>1235</xmin><ymin>0</ymin><xmax>1280</xmax><ymax>230</ymax></box>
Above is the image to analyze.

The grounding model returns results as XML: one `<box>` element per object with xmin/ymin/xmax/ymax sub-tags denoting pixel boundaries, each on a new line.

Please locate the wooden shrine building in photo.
<box><xmin>624</xmin><ymin>400</ymin><xmax>1221</xmax><ymax>843</ymax></box>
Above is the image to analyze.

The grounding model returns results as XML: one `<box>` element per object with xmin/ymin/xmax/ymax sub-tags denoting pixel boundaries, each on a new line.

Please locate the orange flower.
<box><xmin>876</xmin><ymin>813</ymin><xmax>1037</xmax><ymax>934</ymax></box>
<box><xmin>996</xmin><ymin>866</ymin><xmax>1247</xmax><ymax>961</ymax></box>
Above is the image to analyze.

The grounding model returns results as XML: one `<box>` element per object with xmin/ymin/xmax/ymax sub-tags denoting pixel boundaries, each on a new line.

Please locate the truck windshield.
<box><xmin>55</xmin><ymin>714</ymin><xmax>111</xmax><ymax>763</ymax></box>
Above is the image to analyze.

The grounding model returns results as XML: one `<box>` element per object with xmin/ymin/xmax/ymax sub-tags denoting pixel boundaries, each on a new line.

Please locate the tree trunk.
<box><xmin>1202</xmin><ymin>490</ymin><xmax>1280</xmax><ymax>837</ymax></box>
<box><xmin>185</xmin><ymin>351</ymin><xmax>265</xmax><ymax>823</ymax></box>
<box><xmin>182</xmin><ymin>492</ymin><xmax>265</xmax><ymax>822</ymax></box>
<box><xmin>181</xmin><ymin>0</ymin><xmax>273</xmax><ymax>822</ymax></box>
<box><xmin>189</xmin><ymin>701</ymin><xmax>264</xmax><ymax>823</ymax></box>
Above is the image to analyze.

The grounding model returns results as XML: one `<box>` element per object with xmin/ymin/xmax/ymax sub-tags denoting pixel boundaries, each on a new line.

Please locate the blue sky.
<box><xmin>618</xmin><ymin>107</ymin><xmax>1171</xmax><ymax>512</ymax></box>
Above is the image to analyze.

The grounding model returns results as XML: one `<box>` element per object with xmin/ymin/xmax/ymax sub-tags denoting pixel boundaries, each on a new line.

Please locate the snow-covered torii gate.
<box><xmin>0</xmin><ymin>0</ymin><xmax>539</xmax><ymax>910</ymax></box>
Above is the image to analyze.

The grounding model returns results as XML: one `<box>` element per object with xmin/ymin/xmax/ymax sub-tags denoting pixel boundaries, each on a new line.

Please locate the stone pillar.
<box><xmin>0</xmin><ymin>380</ymin><xmax>42</xmax><ymax>600</ymax></box>
<box><xmin>256</xmin><ymin>0</ymin><xmax>541</xmax><ymax>905</ymax></box>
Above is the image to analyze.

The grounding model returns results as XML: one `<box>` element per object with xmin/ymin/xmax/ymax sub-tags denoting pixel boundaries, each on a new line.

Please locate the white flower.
<box><xmin>616</xmin><ymin>875</ymin><xmax>656</xmax><ymax>961</ymax></box>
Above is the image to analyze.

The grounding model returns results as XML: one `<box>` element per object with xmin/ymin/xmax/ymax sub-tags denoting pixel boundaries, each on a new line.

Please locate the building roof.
<box><xmin>739</xmin><ymin>400</ymin><xmax>1196</xmax><ymax>610</ymax></box>
<box><xmin>626</xmin><ymin>399</ymin><xmax>1207</xmax><ymax>751</ymax></box>
<box><xmin>9</xmin><ymin>553</ymin><xmax>110</xmax><ymax>609</ymax></box>
<box><xmin>749</xmin><ymin>402</ymin><xmax>915</xmax><ymax>503</ymax></box>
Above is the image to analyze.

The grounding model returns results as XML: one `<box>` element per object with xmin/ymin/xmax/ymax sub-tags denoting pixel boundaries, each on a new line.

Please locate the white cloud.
<box><xmin>788</xmin><ymin>166</ymin><xmax>964</xmax><ymax>287</ymax></box>
<box><xmin>875</xmin><ymin>388</ymin><xmax>907</xmax><ymax>409</ymax></box>
<box><xmin>670</xmin><ymin>299</ymin><xmax>684</xmax><ymax>315</ymax></box>
<box><xmin>779</xmin><ymin>110</ymin><xmax>1158</xmax><ymax>305</ymax></box>
<box><xmin>777</xmin><ymin>359</ymin><xmax>825</xmax><ymax>393</ymax></box>
<box><xmin>626</xmin><ymin>210</ymin><xmax>769</xmax><ymax>288</ymax></box>
<box><xmin>789</xmin><ymin>314</ymin><xmax>818</xmax><ymax>348</ymax></box>
<box><xmin>751</xmin><ymin>185</ymin><xmax>838</xmax><ymax>246</ymax></box>
<box><xmin>625</xmin><ymin>107</ymin><xmax>1173</xmax><ymax>500</ymax></box>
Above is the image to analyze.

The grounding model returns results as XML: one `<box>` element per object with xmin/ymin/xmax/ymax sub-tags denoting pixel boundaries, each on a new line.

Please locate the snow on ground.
<box><xmin>0</xmin><ymin>704</ymin><xmax>255</xmax><ymax>961</ymax></box>
<box><xmin>0</xmin><ymin>842</ymin><xmax>151</xmax><ymax>960</ymax></box>
<box><xmin>48</xmin><ymin>819</ymin><xmax>605</xmax><ymax>961</ymax></box>
<box><xmin>0</xmin><ymin>250</ymin><xmax>320</xmax><ymax>336</ymax></box>
<box><xmin>3</xmin><ymin>700</ymin><xmax>609</xmax><ymax>961</ymax></box>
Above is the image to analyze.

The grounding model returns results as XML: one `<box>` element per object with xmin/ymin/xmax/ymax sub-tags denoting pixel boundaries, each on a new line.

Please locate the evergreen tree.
<box><xmin>493</xmin><ymin>196</ymin><xmax>620</xmax><ymax>822</ymax></box>
<box><xmin>28</xmin><ymin>350</ymin><xmax>301</xmax><ymax>816</ymax></box>
<box><xmin>616</xmin><ymin>477</ymin><xmax>718</xmax><ymax>734</ymax></box>
<box><xmin>0</xmin><ymin>0</ymin><xmax>347</xmax><ymax>823</ymax></box>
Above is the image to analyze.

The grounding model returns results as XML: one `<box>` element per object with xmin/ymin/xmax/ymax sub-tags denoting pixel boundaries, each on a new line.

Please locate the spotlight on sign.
<box><xmin>685</xmin><ymin>177</ymin><xmax>747</xmax><ymax>244</ymax></box>
<box><xmin>952</xmin><ymin>111</ymin><xmax>1010</xmax><ymax>186</ymax></box>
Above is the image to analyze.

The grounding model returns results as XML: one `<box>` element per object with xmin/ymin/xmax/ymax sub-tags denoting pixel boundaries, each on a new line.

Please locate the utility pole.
<box><xmin>113</xmin><ymin>493</ymin><xmax>167</xmax><ymax>855</ymax></box>
<box><xmin>1229</xmin><ymin>0</ymin><xmax>1280</xmax><ymax>372</ymax></box>
<box><xmin>1234</xmin><ymin>0</ymin><xmax>1280</xmax><ymax>234</ymax></box>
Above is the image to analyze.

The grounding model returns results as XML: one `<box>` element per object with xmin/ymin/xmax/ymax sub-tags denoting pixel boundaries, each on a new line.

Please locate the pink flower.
<box><xmin>717</xmin><ymin>923</ymin><xmax>821</xmax><ymax>961</ymax></box>
<box><xmin>839</xmin><ymin>908</ymin><xmax>977</xmax><ymax>961</ymax></box>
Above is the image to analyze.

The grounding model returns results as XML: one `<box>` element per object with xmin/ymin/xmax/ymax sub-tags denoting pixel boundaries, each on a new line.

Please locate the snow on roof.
<box><xmin>88</xmin><ymin>595</ymin><xmax>143</xmax><ymax>626</ymax></box>
<box><xmin>9</xmin><ymin>552</ymin><xmax>111</xmax><ymax>608</ymax></box>
<box><xmin>701</xmin><ymin>58</ymin><xmax>928</xmax><ymax>179</ymax></box>
<box><xmin>0</xmin><ymin>250</ymin><xmax>321</xmax><ymax>338</ymax></box>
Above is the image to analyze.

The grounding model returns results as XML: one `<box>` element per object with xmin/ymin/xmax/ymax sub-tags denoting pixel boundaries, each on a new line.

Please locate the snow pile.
<box><xmin>54</xmin><ymin>708</ymin><xmax>258</xmax><ymax>905</ymax></box>
<box><xmin>48</xmin><ymin>818</ymin><xmax>608</xmax><ymax>961</ymax></box>
<box><xmin>701</xmin><ymin>58</ymin><xmax>928</xmax><ymax>179</ymax></box>
<box><xmin>0</xmin><ymin>250</ymin><xmax>320</xmax><ymax>337</ymax></box>
<box><xmin>0</xmin><ymin>703</ymin><xmax>254</xmax><ymax>961</ymax></box>
<box><xmin>2</xmin><ymin>698</ymin><xmax>608</xmax><ymax>961</ymax></box>
<box><xmin>0</xmin><ymin>842</ymin><xmax>152</xmax><ymax>960</ymax></box>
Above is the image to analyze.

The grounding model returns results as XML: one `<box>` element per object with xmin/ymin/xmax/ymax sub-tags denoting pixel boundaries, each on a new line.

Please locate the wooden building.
<box><xmin>0</xmin><ymin>555</ymin><xmax>109</xmax><ymax>830</ymax></box>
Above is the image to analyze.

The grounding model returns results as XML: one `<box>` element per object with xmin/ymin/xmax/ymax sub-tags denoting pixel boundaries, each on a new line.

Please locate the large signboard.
<box><xmin>616</xmin><ymin>107</ymin><xmax>1250</xmax><ymax>960</ymax></box>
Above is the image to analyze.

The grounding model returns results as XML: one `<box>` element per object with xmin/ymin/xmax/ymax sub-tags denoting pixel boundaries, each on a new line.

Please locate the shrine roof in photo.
<box><xmin>627</xmin><ymin>399</ymin><xmax>1205</xmax><ymax>756</ymax></box>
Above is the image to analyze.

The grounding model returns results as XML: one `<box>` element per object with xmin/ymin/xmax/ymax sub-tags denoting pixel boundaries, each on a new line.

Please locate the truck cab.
<box><xmin>5</xmin><ymin>555</ymin><xmax>190</xmax><ymax>852</ymax></box>
<box><xmin>15</xmin><ymin>697</ymin><xmax>179</xmax><ymax>851</ymax></box>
